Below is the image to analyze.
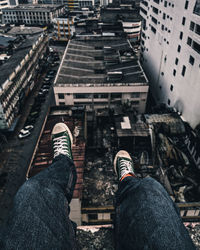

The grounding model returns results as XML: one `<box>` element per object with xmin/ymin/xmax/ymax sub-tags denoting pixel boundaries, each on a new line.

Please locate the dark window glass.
<box><xmin>187</xmin><ymin>37</ymin><xmax>192</xmax><ymax>46</ymax></box>
<box><xmin>58</xmin><ymin>93</ymin><xmax>64</xmax><ymax>99</ymax></box>
<box><xmin>173</xmin><ymin>69</ymin><xmax>176</xmax><ymax>76</ymax></box>
<box><xmin>170</xmin><ymin>85</ymin><xmax>173</xmax><ymax>91</ymax></box>
<box><xmin>185</xmin><ymin>0</ymin><xmax>189</xmax><ymax>9</ymax></box>
<box><xmin>175</xmin><ymin>58</ymin><xmax>179</xmax><ymax>65</ymax></box>
<box><xmin>192</xmin><ymin>41</ymin><xmax>200</xmax><ymax>54</ymax></box>
<box><xmin>182</xmin><ymin>17</ymin><xmax>186</xmax><ymax>25</ymax></box>
<box><xmin>190</xmin><ymin>21</ymin><xmax>195</xmax><ymax>31</ymax></box>
<box><xmin>177</xmin><ymin>45</ymin><xmax>181</xmax><ymax>52</ymax></box>
<box><xmin>182</xmin><ymin>65</ymin><xmax>186</xmax><ymax>76</ymax></box>
<box><xmin>164</xmin><ymin>1</ymin><xmax>167</xmax><ymax>7</ymax></box>
<box><xmin>193</xmin><ymin>0</ymin><xmax>200</xmax><ymax>16</ymax></box>
<box><xmin>180</xmin><ymin>31</ymin><xmax>183</xmax><ymax>40</ymax></box>
<box><xmin>163</xmin><ymin>13</ymin><xmax>166</xmax><ymax>19</ymax></box>
<box><xmin>195</xmin><ymin>24</ymin><xmax>200</xmax><ymax>35</ymax></box>
<box><xmin>168</xmin><ymin>99</ymin><xmax>171</xmax><ymax>105</ymax></box>
<box><xmin>189</xmin><ymin>55</ymin><xmax>195</xmax><ymax>65</ymax></box>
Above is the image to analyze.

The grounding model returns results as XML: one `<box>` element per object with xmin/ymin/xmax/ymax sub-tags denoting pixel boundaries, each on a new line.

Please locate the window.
<box><xmin>152</xmin><ymin>7</ymin><xmax>159</xmax><ymax>14</ymax></box>
<box><xmin>163</xmin><ymin>13</ymin><xmax>166</xmax><ymax>19</ymax></box>
<box><xmin>152</xmin><ymin>16</ymin><xmax>158</xmax><ymax>24</ymax></box>
<box><xmin>131</xmin><ymin>93</ymin><xmax>140</xmax><ymax>98</ymax></box>
<box><xmin>192</xmin><ymin>41</ymin><xmax>200</xmax><ymax>54</ymax></box>
<box><xmin>173</xmin><ymin>69</ymin><xmax>176</xmax><ymax>76</ymax></box>
<box><xmin>182</xmin><ymin>65</ymin><xmax>186</xmax><ymax>76</ymax></box>
<box><xmin>111</xmin><ymin>93</ymin><xmax>122</xmax><ymax>99</ymax></box>
<box><xmin>59</xmin><ymin>102</ymin><xmax>65</xmax><ymax>105</ymax></box>
<box><xmin>168</xmin><ymin>99</ymin><xmax>171</xmax><ymax>105</ymax></box>
<box><xmin>58</xmin><ymin>93</ymin><xmax>64</xmax><ymax>99</ymax></box>
<box><xmin>151</xmin><ymin>26</ymin><xmax>157</xmax><ymax>33</ymax></box>
<box><xmin>182</xmin><ymin>17</ymin><xmax>186</xmax><ymax>25</ymax></box>
<box><xmin>190</xmin><ymin>21</ymin><xmax>195</xmax><ymax>31</ymax></box>
<box><xmin>189</xmin><ymin>55</ymin><xmax>195</xmax><ymax>65</ymax></box>
<box><xmin>161</xmin><ymin>24</ymin><xmax>164</xmax><ymax>30</ymax></box>
<box><xmin>185</xmin><ymin>0</ymin><xmax>189</xmax><ymax>9</ymax></box>
<box><xmin>94</xmin><ymin>93</ymin><xmax>108</xmax><ymax>98</ymax></box>
<box><xmin>164</xmin><ymin>1</ymin><xmax>167</xmax><ymax>7</ymax></box>
<box><xmin>170</xmin><ymin>85</ymin><xmax>173</xmax><ymax>91</ymax></box>
<box><xmin>179</xmin><ymin>31</ymin><xmax>183</xmax><ymax>40</ymax></box>
<box><xmin>74</xmin><ymin>93</ymin><xmax>92</xmax><ymax>99</ymax></box>
<box><xmin>193</xmin><ymin>0</ymin><xmax>200</xmax><ymax>16</ymax></box>
<box><xmin>195</xmin><ymin>24</ymin><xmax>200</xmax><ymax>35</ymax></box>
<box><xmin>177</xmin><ymin>45</ymin><xmax>181</xmax><ymax>52</ymax></box>
<box><xmin>187</xmin><ymin>37</ymin><xmax>192</xmax><ymax>46</ymax></box>
<box><xmin>175</xmin><ymin>58</ymin><xmax>179</xmax><ymax>65</ymax></box>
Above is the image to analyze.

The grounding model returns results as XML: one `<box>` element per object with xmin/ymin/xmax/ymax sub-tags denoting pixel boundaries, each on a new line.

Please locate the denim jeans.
<box><xmin>115</xmin><ymin>176</ymin><xmax>196</xmax><ymax>250</ymax></box>
<box><xmin>1</xmin><ymin>155</ymin><xmax>78</xmax><ymax>250</ymax></box>
<box><xmin>1</xmin><ymin>156</ymin><xmax>195</xmax><ymax>250</ymax></box>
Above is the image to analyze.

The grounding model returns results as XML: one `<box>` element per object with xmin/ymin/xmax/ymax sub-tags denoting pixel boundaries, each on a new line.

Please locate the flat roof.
<box><xmin>3</xmin><ymin>4</ymin><xmax>64</xmax><ymax>11</ymax></box>
<box><xmin>55</xmin><ymin>38</ymin><xmax>148</xmax><ymax>86</ymax></box>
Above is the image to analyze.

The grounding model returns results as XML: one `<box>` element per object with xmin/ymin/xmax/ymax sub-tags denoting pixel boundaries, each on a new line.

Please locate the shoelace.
<box><xmin>119</xmin><ymin>159</ymin><xmax>133</xmax><ymax>172</ymax></box>
<box><xmin>53</xmin><ymin>135</ymin><xmax>71</xmax><ymax>158</ymax></box>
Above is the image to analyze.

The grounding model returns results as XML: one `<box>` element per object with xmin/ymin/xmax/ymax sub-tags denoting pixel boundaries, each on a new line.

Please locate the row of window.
<box><xmin>58</xmin><ymin>93</ymin><xmax>141</xmax><ymax>99</ymax></box>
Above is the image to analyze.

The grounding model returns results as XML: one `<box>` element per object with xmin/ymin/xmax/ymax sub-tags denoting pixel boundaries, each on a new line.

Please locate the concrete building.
<box><xmin>2</xmin><ymin>4</ymin><xmax>65</xmax><ymax>25</ymax></box>
<box><xmin>100</xmin><ymin>5</ymin><xmax>141</xmax><ymax>42</ymax></box>
<box><xmin>53</xmin><ymin>16</ymin><xmax>75</xmax><ymax>41</ymax></box>
<box><xmin>0</xmin><ymin>33</ymin><xmax>48</xmax><ymax>130</ymax></box>
<box><xmin>53</xmin><ymin>37</ymin><xmax>149</xmax><ymax>113</ymax></box>
<box><xmin>140</xmin><ymin>0</ymin><xmax>200</xmax><ymax>129</ymax></box>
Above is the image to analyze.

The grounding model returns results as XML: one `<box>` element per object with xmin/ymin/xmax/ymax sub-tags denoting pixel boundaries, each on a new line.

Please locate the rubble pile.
<box><xmin>82</xmin><ymin>150</ymin><xmax>118</xmax><ymax>207</ymax></box>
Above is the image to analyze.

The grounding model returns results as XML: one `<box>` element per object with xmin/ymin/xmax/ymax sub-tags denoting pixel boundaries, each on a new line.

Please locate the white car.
<box><xmin>18</xmin><ymin>129</ymin><xmax>31</xmax><ymax>139</ymax></box>
<box><xmin>24</xmin><ymin>125</ymin><xmax>34</xmax><ymax>131</ymax></box>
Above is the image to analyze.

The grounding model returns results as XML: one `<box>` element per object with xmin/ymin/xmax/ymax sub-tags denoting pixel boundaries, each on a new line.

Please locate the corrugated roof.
<box><xmin>28</xmin><ymin>113</ymin><xmax>86</xmax><ymax>199</ymax></box>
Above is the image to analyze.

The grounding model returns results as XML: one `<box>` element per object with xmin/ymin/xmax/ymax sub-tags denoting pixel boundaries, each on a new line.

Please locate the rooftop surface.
<box><xmin>3</xmin><ymin>4</ymin><xmax>64</xmax><ymax>11</ymax></box>
<box><xmin>28</xmin><ymin>109</ymin><xmax>86</xmax><ymax>199</ymax></box>
<box><xmin>7</xmin><ymin>26</ymin><xmax>44</xmax><ymax>36</ymax></box>
<box><xmin>55</xmin><ymin>38</ymin><xmax>148</xmax><ymax>86</ymax></box>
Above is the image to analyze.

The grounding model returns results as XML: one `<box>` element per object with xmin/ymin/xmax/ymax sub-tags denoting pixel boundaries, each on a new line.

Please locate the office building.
<box><xmin>2</xmin><ymin>4</ymin><xmax>65</xmax><ymax>25</ymax></box>
<box><xmin>53</xmin><ymin>37</ymin><xmax>149</xmax><ymax>113</ymax></box>
<box><xmin>0</xmin><ymin>33</ymin><xmax>48</xmax><ymax>130</ymax></box>
<box><xmin>140</xmin><ymin>0</ymin><xmax>200</xmax><ymax>128</ymax></box>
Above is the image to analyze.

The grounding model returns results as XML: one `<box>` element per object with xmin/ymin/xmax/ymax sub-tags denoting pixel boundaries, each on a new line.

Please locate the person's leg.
<box><xmin>1</xmin><ymin>123</ymin><xmax>78</xmax><ymax>250</ymax></box>
<box><xmin>114</xmin><ymin>151</ymin><xmax>196</xmax><ymax>250</ymax></box>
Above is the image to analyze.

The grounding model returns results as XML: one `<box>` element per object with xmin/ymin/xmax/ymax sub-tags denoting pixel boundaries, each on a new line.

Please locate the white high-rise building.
<box><xmin>140</xmin><ymin>0</ymin><xmax>200</xmax><ymax>129</ymax></box>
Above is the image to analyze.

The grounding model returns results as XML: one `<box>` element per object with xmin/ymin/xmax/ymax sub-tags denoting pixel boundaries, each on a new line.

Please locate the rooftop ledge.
<box><xmin>54</xmin><ymin>82</ymin><xmax>149</xmax><ymax>87</ymax></box>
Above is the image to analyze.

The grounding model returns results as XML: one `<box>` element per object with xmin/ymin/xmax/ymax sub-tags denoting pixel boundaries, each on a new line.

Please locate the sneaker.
<box><xmin>51</xmin><ymin>123</ymin><xmax>73</xmax><ymax>159</ymax></box>
<box><xmin>114</xmin><ymin>150</ymin><xmax>135</xmax><ymax>181</ymax></box>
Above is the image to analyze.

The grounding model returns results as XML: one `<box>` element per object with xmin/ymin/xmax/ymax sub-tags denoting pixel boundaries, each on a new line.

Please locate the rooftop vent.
<box><xmin>107</xmin><ymin>71</ymin><xmax>123</xmax><ymax>82</ymax></box>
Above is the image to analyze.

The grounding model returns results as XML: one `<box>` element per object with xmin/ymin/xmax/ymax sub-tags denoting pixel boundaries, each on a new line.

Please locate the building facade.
<box><xmin>140</xmin><ymin>0</ymin><xmax>200</xmax><ymax>129</ymax></box>
<box><xmin>53</xmin><ymin>38</ymin><xmax>149</xmax><ymax>113</ymax></box>
<box><xmin>0</xmin><ymin>33</ymin><xmax>48</xmax><ymax>130</ymax></box>
<box><xmin>2</xmin><ymin>4</ymin><xmax>65</xmax><ymax>25</ymax></box>
<box><xmin>53</xmin><ymin>17</ymin><xmax>75</xmax><ymax>41</ymax></box>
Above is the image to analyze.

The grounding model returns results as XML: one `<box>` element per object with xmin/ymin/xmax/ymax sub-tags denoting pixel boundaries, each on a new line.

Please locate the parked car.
<box><xmin>18</xmin><ymin>129</ymin><xmax>31</xmax><ymax>139</ymax></box>
<box><xmin>51</xmin><ymin>62</ymin><xmax>59</xmax><ymax>67</ymax></box>
<box><xmin>42</xmin><ymin>85</ymin><xmax>50</xmax><ymax>89</ymax></box>
<box><xmin>30</xmin><ymin>111</ymin><xmax>39</xmax><ymax>118</ymax></box>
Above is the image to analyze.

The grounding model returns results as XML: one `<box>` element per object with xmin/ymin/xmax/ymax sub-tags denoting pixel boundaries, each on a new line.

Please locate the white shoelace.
<box><xmin>119</xmin><ymin>159</ymin><xmax>133</xmax><ymax>176</ymax></box>
<box><xmin>53</xmin><ymin>136</ymin><xmax>71</xmax><ymax>158</ymax></box>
